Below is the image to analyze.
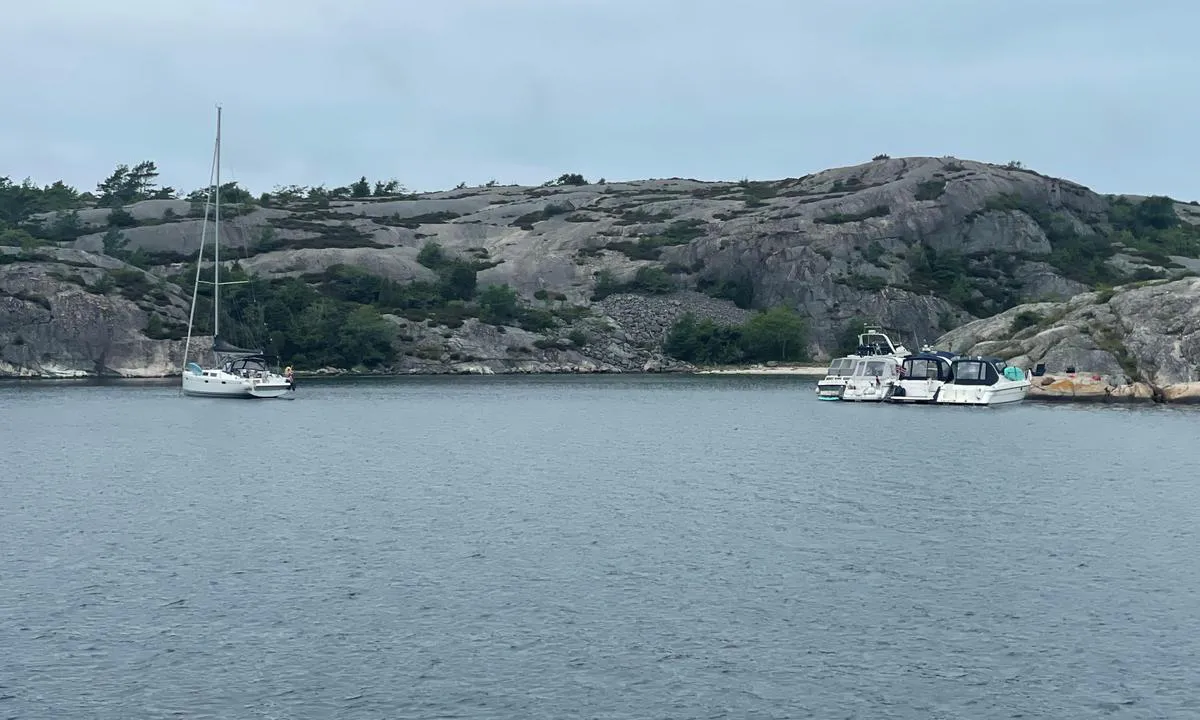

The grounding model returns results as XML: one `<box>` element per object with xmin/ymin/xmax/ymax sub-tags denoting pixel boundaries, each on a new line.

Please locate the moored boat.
<box><xmin>815</xmin><ymin>327</ymin><xmax>910</xmax><ymax>401</ymax></box>
<box><xmin>887</xmin><ymin>349</ymin><xmax>957</xmax><ymax>404</ymax></box>
<box><xmin>180</xmin><ymin>106</ymin><xmax>295</xmax><ymax>400</ymax></box>
<box><xmin>840</xmin><ymin>355</ymin><xmax>903</xmax><ymax>402</ymax></box>
<box><xmin>934</xmin><ymin>356</ymin><xmax>1031</xmax><ymax>406</ymax></box>
<box><xmin>816</xmin><ymin>356</ymin><xmax>855</xmax><ymax>400</ymax></box>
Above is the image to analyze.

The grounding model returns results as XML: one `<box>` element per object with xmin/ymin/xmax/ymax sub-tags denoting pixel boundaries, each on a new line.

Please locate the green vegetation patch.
<box><xmin>664</xmin><ymin>306</ymin><xmax>809</xmax><ymax>365</ymax></box>
<box><xmin>815</xmin><ymin>205</ymin><xmax>889</xmax><ymax>224</ymax></box>
<box><xmin>914</xmin><ymin>180</ymin><xmax>947</xmax><ymax>201</ymax></box>
<box><xmin>592</xmin><ymin>267</ymin><xmax>676</xmax><ymax>299</ymax></box>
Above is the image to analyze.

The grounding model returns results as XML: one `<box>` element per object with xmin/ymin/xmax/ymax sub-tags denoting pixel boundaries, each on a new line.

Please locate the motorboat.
<box><xmin>887</xmin><ymin>349</ymin><xmax>958</xmax><ymax>403</ymax></box>
<box><xmin>840</xmin><ymin>355</ymin><xmax>902</xmax><ymax>402</ymax></box>
<box><xmin>934</xmin><ymin>356</ymin><xmax>1031</xmax><ymax>406</ymax></box>
<box><xmin>816</xmin><ymin>326</ymin><xmax>910</xmax><ymax>401</ymax></box>
<box><xmin>816</xmin><ymin>356</ymin><xmax>856</xmax><ymax>400</ymax></box>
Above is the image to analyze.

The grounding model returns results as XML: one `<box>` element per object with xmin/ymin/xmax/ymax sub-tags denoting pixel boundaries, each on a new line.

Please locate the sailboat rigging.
<box><xmin>180</xmin><ymin>106</ymin><xmax>294</xmax><ymax>399</ymax></box>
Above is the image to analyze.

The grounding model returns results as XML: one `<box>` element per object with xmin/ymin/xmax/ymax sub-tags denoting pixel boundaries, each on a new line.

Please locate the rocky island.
<box><xmin>3</xmin><ymin>155</ymin><xmax>1200</xmax><ymax>401</ymax></box>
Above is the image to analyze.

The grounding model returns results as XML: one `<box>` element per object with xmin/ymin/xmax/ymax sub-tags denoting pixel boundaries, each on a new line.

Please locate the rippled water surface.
<box><xmin>2</xmin><ymin>375</ymin><xmax>1199</xmax><ymax>718</ymax></box>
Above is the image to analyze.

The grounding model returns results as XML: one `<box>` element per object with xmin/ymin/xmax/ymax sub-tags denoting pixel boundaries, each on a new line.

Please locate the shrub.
<box><xmin>696</xmin><ymin>274</ymin><xmax>755</xmax><ymax>309</ymax></box>
<box><xmin>591</xmin><ymin>266</ymin><xmax>675</xmax><ymax>299</ymax></box>
<box><xmin>1010</xmin><ymin>310</ymin><xmax>1043</xmax><ymax>333</ymax></box>
<box><xmin>107</xmin><ymin>208</ymin><xmax>137</xmax><ymax>227</ymax></box>
<box><xmin>815</xmin><ymin>205</ymin><xmax>889</xmax><ymax>224</ymax></box>
<box><xmin>664</xmin><ymin>306</ymin><xmax>809</xmax><ymax>364</ymax></box>
<box><xmin>914</xmin><ymin>180</ymin><xmax>946</xmax><ymax>201</ymax></box>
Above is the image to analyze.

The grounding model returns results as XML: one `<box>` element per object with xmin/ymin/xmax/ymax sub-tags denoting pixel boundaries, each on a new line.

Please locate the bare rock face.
<box><xmin>934</xmin><ymin>277</ymin><xmax>1200</xmax><ymax>399</ymax></box>
<box><xmin>0</xmin><ymin>248</ymin><xmax>190</xmax><ymax>377</ymax></box>
<box><xmin>38</xmin><ymin>156</ymin><xmax>1147</xmax><ymax>347</ymax></box>
<box><xmin>239</xmin><ymin>246</ymin><xmax>435</xmax><ymax>283</ymax></box>
<box><xmin>379</xmin><ymin>310</ymin><xmax>693</xmax><ymax>376</ymax></box>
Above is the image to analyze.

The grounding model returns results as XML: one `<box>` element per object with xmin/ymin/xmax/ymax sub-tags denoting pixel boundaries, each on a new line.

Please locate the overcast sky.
<box><xmin>3</xmin><ymin>0</ymin><xmax>1197</xmax><ymax>199</ymax></box>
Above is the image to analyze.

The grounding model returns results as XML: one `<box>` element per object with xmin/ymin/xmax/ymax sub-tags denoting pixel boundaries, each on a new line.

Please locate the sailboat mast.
<box><xmin>213</xmin><ymin>105</ymin><xmax>222</xmax><ymax>339</ymax></box>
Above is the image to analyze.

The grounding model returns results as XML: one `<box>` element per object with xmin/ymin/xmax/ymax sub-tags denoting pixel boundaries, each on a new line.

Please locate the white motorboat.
<box><xmin>816</xmin><ymin>327</ymin><xmax>910</xmax><ymax>401</ymax></box>
<box><xmin>886</xmin><ymin>349</ymin><xmax>958</xmax><ymax>404</ymax></box>
<box><xmin>180</xmin><ymin>106</ymin><xmax>294</xmax><ymax>400</ymax></box>
<box><xmin>840</xmin><ymin>355</ymin><xmax>903</xmax><ymax>402</ymax></box>
<box><xmin>816</xmin><ymin>356</ymin><xmax>856</xmax><ymax>400</ymax></box>
<box><xmin>934</xmin><ymin>356</ymin><xmax>1031</xmax><ymax>406</ymax></box>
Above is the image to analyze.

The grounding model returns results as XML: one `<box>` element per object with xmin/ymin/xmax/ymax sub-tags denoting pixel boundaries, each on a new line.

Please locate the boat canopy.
<box><xmin>901</xmin><ymin>352</ymin><xmax>955</xmax><ymax>381</ymax></box>
<box><xmin>949</xmin><ymin>356</ymin><xmax>1010</xmax><ymax>386</ymax></box>
<box><xmin>825</xmin><ymin>356</ymin><xmax>857</xmax><ymax>376</ymax></box>
<box><xmin>850</xmin><ymin>357</ymin><xmax>896</xmax><ymax>378</ymax></box>
<box><xmin>220</xmin><ymin>355</ymin><xmax>272</xmax><ymax>374</ymax></box>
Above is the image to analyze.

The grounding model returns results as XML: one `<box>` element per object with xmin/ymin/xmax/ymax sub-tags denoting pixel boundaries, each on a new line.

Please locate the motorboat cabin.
<box><xmin>816</xmin><ymin>356</ymin><xmax>857</xmax><ymax>400</ymax></box>
<box><xmin>887</xmin><ymin>350</ymin><xmax>957</xmax><ymax>403</ymax></box>
<box><xmin>840</xmin><ymin>356</ymin><xmax>902</xmax><ymax>402</ymax></box>
<box><xmin>935</xmin><ymin>356</ymin><xmax>1031</xmax><ymax>406</ymax></box>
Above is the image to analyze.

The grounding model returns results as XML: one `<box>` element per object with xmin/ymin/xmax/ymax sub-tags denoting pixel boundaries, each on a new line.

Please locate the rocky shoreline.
<box><xmin>7</xmin><ymin>364</ymin><xmax>1200</xmax><ymax>404</ymax></box>
<box><xmin>1025</xmin><ymin>374</ymin><xmax>1200</xmax><ymax>404</ymax></box>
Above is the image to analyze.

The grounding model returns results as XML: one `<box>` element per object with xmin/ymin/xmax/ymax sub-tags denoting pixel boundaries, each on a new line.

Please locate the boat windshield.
<box><xmin>221</xmin><ymin>356</ymin><xmax>271</xmax><ymax>376</ymax></box>
<box><xmin>865</xmin><ymin>360</ymin><xmax>890</xmax><ymax>377</ymax></box>
<box><xmin>858</xmin><ymin>333</ymin><xmax>895</xmax><ymax>356</ymax></box>
<box><xmin>955</xmin><ymin>361</ymin><xmax>985</xmax><ymax>380</ymax></box>
<box><xmin>826</xmin><ymin>358</ymin><xmax>853</xmax><ymax>376</ymax></box>
<box><xmin>903</xmin><ymin>357</ymin><xmax>949</xmax><ymax>381</ymax></box>
<box><xmin>951</xmin><ymin>359</ymin><xmax>1000</xmax><ymax>385</ymax></box>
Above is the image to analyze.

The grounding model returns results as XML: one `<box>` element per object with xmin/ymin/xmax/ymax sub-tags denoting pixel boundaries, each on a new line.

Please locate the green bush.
<box><xmin>107</xmin><ymin>208</ymin><xmax>137</xmax><ymax>227</ymax></box>
<box><xmin>815</xmin><ymin>205</ymin><xmax>889</xmax><ymax>224</ymax></box>
<box><xmin>1010</xmin><ymin>310</ymin><xmax>1043</xmax><ymax>333</ymax></box>
<box><xmin>591</xmin><ymin>266</ymin><xmax>675</xmax><ymax>299</ymax></box>
<box><xmin>914</xmin><ymin>180</ymin><xmax>946</xmax><ymax>201</ymax></box>
<box><xmin>664</xmin><ymin>306</ymin><xmax>809</xmax><ymax>364</ymax></box>
<box><xmin>477</xmin><ymin>284</ymin><xmax>519</xmax><ymax>324</ymax></box>
<box><xmin>696</xmin><ymin>275</ymin><xmax>755</xmax><ymax>309</ymax></box>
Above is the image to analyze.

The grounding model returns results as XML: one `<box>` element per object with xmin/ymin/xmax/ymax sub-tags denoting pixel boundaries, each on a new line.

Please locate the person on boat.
<box><xmin>285</xmin><ymin>366</ymin><xmax>294</xmax><ymax>388</ymax></box>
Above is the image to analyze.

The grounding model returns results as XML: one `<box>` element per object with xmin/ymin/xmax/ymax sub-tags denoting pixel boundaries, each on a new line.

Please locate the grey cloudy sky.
<box><xmin>3</xmin><ymin>0</ymin><xmax>1198</xmax><ymax>199</ymax></box>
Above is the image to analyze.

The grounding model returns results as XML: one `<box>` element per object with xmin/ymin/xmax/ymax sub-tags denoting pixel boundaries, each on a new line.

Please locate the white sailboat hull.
<box><xmin>182</xmin><ymin>369</ymin><xmax>292</xmax><ymax>399</ymax></box>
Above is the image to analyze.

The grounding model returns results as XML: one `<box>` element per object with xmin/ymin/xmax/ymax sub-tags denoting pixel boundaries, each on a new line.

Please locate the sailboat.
<box><xmin>180</xmin><ymin>106</ymin><xmax>294</xmax><ymax>399</ymax></box>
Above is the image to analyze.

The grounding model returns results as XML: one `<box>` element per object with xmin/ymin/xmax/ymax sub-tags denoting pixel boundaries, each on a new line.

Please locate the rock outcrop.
<box><xmin>5</xmin><ymin>155</ymin><xmax>1200</xmax><ymax>379</ymax></box>
<box><xmin>933</xmin><ymin>277</ymin><xmax>1200</xmax><ymax>402</ymax></box>
<box><xmin>0</xmin><ymin>247</ymin><xmax>195</xmax><ymax>377</ymax></box>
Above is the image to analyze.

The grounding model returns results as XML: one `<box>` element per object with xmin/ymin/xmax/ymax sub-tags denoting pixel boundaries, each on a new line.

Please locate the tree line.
<box><xmin>0</xmin><ymin>163</ymin><xmax>419</xmax><ymax>225</ymax></box>
<box><xmin>2</xmin><ymin>163</ymin><xmax>603</xmax><ymax>233</ymax></box>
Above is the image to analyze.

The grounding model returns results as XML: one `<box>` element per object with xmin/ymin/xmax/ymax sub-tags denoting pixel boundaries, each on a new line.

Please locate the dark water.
<box><xmin>2</xmin><ymin>375</ymin><xmax>1198</xmax><ymax>719</ymax></box>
